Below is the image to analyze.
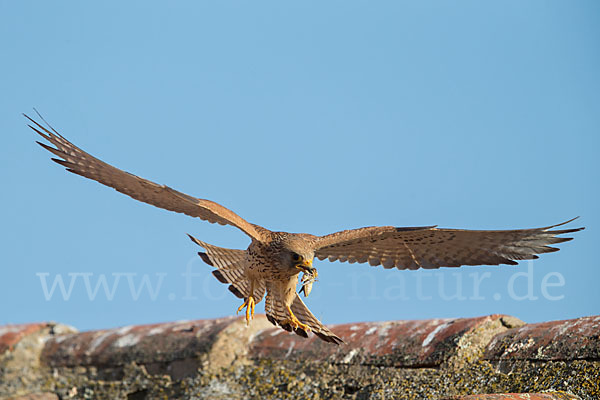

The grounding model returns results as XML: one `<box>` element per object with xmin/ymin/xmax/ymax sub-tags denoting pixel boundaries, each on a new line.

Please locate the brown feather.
<box><xmin>27</xmin><ymin>114</ymin><xmax>266</xmax><ymax>242</ymax></box>
<box><xmin>315</xmin><ymin>219</ymin><xmax>583</xmax><ymax>270</ymax></box>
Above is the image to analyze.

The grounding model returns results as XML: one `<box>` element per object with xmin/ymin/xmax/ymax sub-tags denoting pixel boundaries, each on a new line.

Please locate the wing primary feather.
<box><xmin>315</xmin><ymin>219</ymin><xmax>583</xmax><ymax>271</ymax></box>
<box><xmin>212</xmin><ymin>270</ymin><xmax>228</xmax><ymax>283</ymax></box>
<box><xmin>228</xmin><ymin>285</ymin><xmax>244</xmax><ymax>298</ymax></box>
<box><xmin>50</xmin><ymin>158</ymin><xmax>75</xmax><ymax>168</ymax></box>
<box><xmin>198</xmin><ymin>252</ymin><xmax>214</xmax><ymax>266</ymax></box>
<box><xmin>37</xmin><ymin>141</ymin><xmax>68</xmax><ymax>158</ymax></box>
<box><xmin>32</xmin><ymin>108</ymin><xmax>63</xmax><ymax>138</ymax></box>
<box><xmin>27</xmin><ymin>113</ymin><xmax>267</xmax><ymax>242</ymax></box>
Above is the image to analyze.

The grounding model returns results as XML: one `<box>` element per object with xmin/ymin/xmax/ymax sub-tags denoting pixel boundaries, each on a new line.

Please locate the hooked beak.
<box><xmin>295</xmin><ymin>258</ymin><xmax>314</xmax><ymax>273</ymax></box>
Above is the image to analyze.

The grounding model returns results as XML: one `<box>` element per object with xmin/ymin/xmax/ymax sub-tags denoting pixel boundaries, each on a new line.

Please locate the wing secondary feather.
<box><xmin>314</xmin><ymin>219</ymin><xmax>583</xmax><ymax>270</ymax></box>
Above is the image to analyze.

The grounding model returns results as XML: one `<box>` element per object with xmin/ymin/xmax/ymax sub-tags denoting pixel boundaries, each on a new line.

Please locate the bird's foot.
<box><xmin>236</xmin><ymin>296</ymin><xmax>255</xmax><ymax>325</ymax></box>
<box><xmin>280</xmin><ymin>306</ymin><xmax>311</xmax><ymax>332</ymax></box>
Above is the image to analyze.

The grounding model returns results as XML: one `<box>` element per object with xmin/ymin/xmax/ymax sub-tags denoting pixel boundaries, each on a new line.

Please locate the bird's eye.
<box><xmin>292</xmin><ymin>253</ymin><xmax>301</xmax><ymax>261</ymax></box>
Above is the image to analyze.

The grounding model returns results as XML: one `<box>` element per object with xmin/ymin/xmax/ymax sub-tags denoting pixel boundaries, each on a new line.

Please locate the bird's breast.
<box><xmin>246</xmin><ymin>247</ymin><xmax>299</xmax><ymax>281</ymax></box>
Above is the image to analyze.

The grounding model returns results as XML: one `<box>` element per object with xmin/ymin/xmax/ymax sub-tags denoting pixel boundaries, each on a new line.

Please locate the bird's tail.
<box><xmin>265</xmin><ymin>289</ymin><xmax>344</xmax><ymax>345</ymax></box>
<box><xmin>187</xmin><ymin>234</ymin><xmax>266</xmax><ymax>303</ymax></box>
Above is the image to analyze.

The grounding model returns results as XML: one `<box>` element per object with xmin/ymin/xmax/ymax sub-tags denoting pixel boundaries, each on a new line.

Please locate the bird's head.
<box><xmin>290</xmin><ymin>251</ymin><xmax>315</xmax><ymax>274</ymax></box>
<box><xmin>279</xmin><ymin>236</ymin><xmax>315</xmax><ymax>274</ymax></box>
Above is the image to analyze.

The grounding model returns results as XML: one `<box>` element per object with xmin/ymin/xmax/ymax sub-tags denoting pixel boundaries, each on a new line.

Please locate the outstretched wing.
<box><xmin>26</xmin><ymin>114</ymin><xmax>266</xmax><ymax>242</ymax></box>
<box><xmin>314</xmin><ymin>219</ymin><xmax>583</xmax><ymax>270</ymax></box>
<box><xmin>265</xmin><ymin>290</ymin><xmax>343</xmax><ymax>345</ymax></box>
<box><xmin>188</xmin><ymin>234</ymin><xmax>266</xmax><ymax>303</ymax></box>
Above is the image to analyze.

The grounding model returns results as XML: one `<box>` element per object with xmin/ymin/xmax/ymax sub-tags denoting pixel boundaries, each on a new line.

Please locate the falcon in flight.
<box><xmin>26</xmin><ymin>114</ymin><xmax>583</xmax><ymax>345</ymax></box>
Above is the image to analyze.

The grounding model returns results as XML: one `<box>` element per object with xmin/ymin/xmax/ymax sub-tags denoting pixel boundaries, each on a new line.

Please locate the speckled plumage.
<box><xmin>28</xmin><ymin>114</ymin><xmax>584</xmax><ymax>345</ymax></box>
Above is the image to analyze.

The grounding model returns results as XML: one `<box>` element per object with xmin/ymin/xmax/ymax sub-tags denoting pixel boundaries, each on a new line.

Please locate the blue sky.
<box><xmin>1</xmin><ymin>1</ymin><xmax>598</xmax><ymax>331</ymax></box>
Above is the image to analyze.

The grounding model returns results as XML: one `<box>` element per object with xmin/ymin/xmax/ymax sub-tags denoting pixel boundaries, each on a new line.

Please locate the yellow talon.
<box><xmin>236</xmin><ymin>280</ymin><xmax>256</xmax><ymax>325</ymax></box>
<box><xmin>237</xmin><ymin>296</ymin><xmax>255</xmax><ymax>325</ymax></box>
<box><xmin>280</xmin><ymin>305</ymin><xmax>311</xmax><ymax>332</ymax></box>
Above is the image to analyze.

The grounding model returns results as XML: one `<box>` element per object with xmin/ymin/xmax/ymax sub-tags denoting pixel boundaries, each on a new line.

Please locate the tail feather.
<box><xmin>189</xmin><ymin>234</ymin><xmax>341</xmax><ymax>344</ymax></box>
<box><xmin>265</xmin><ymin>289</ymin><xmax>343</xmax><ymax>345</ymax></box>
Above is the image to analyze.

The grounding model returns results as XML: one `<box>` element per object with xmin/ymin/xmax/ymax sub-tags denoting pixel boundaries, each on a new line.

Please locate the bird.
<box><xmin>25</xmin><ymin>113</ymin><xmax>584</xmax><ymax>345</ymax></box>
